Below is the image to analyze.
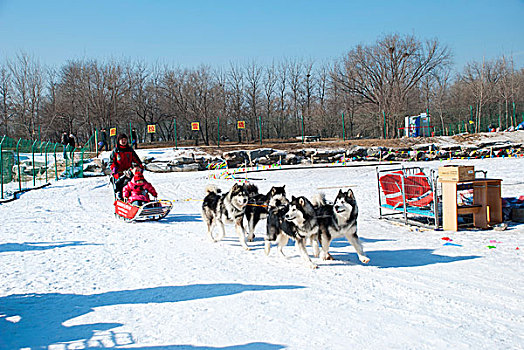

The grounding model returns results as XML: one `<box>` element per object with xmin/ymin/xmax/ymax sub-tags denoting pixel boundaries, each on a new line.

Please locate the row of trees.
<box><xmin>1</xmin><ymin>34</ymin><xmax>522</xmax><ymax>145</ymax></box>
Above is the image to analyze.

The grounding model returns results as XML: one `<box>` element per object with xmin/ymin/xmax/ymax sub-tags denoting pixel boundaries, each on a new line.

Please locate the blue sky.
<box><xmin>0</xmin><ymin>0</ymin><xmax>522</xmax><ymax>71</ymax></box>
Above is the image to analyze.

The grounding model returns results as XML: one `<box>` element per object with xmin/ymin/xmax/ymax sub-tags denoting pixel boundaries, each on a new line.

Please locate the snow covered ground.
<box><xmin>1</xmin><ymin>156</ymin><xmax>523</xmax><ymax>349</ymax></box>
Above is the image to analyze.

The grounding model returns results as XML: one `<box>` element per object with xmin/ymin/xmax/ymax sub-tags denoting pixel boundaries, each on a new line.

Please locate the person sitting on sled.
<box><xmin>110</xmin><ymin>133</ymin><xmax>143</xmax><ymax>199</ymax></box>
<box><xmin>122</xmin><ymin>171</ymin><xmax>158</xmax><ymax>206</ymax></box>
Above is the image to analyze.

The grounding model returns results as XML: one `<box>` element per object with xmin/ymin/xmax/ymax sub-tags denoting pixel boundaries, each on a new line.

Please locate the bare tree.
<box><xmin>333</xmin><ymin>34</ymin><xmax>451</xmax><ymax>137</ymax></box>
<box><xmin>273</xmin><ymin>59</ymin><xmax>288</xmax><ymax>138</ymax></box>
<box><xmin>461</xmin><ymin>58</ymin><xmax>502</xmax><ymax>132</ymax></box>
<box><xmin>228</xmin><ymin>62</ymin><xmax>245</xmax><ymax>142</ymax></box>
<box><xmin>8</xmin><ymin>52</ymin><xmax>46</xmax><ymax>138</ymax></box>
<box><xmin>244</xmin><ymin>60</ymin><xmax>262</xmax><ymax>141</ymax></box>
<box><xmin>263</xmin><ymin>62</ymin><xmax>277</xmax><ymax>139</ymax></box>
<box><xmin>288</xmin><ymin>59</ymin><xmax>303</xmax><ymax>135</ymax></box>
<box><xmin>0</xmin><ymin>65</ymin><xmax>12</xmax><ymax>136</ymax></box>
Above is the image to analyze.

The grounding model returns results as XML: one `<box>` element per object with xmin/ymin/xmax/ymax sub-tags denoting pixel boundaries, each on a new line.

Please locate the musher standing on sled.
<box><xmin>110</xmin><ymin>133</ymin><xmax>144</xmax><ymax>199</ymax></box>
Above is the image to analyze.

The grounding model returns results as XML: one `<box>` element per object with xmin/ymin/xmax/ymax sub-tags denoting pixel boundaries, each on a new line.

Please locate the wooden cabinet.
<box><xmin>440</xmin><ymin>179</ymin><xmax>503</xmax><ymax>231</ymax></box>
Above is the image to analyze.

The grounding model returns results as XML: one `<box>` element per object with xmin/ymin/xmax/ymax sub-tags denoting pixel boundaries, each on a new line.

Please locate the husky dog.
<box><xmin>314</xmin><ymin>189</ymin><xmax>370</xmax><ymax>264</ymax></box>
<box><xmin>281</xmin><ymin>196</ymin><xmax>321</xmax><ymax>269</ymax></box>
<box><xmin>202</xmin><ymin>183</ymin><xmax>250</xmax><ymax>250</ymax></box>
<box><xmin>244</xmin><ymin>184</ymin><xmax>287</xmax><ymax>242</ymax></box>
<box><xmin>264</xmin><ymin>200</ymin><xmax>293</xmax><ymax>257</ymax></box>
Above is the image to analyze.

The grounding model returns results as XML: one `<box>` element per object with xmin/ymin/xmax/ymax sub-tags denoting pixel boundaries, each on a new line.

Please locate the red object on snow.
<box><xmin>379</xmin><ymin>171</ymin><xmax>433</xmax><ymax>208</ymax></box>
<box><xmin>441</xmin><ymin>237</ymin><xmax>453</xmax><ymax>242</ymax></box>
<box><xmin>114</xmin><ymin>200</ymin><xmax>139</xmax><ymax>219</ymax></box>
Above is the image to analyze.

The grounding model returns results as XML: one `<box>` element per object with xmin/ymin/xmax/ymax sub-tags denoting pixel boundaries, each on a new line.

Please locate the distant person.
<box><xmin>68</xmin><ymin>133</ymin><xmax>76</xmax><ymax>149</ymax></box>
<box><xmin>61</xmin><ymin>132</ymin><xmax>69</xmax><ymax>159</ymax></box>
<box><xmin>68</xmin><ymin>133</ymin><xmax>76</xmax><ymax>159</ymax></box>
<box><xmin>131</xmin><ymin>128</ymin><xmax>138</xmax><ymax>149</ymax></box>
<box><xmin>99</xmin><ymin>128</ymin><xmax>109</xmax><ymax>152</ymax></box>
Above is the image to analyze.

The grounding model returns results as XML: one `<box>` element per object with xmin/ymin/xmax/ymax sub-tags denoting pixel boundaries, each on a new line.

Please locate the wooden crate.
<box><xmin>438</xmin><ymin>165</ymin><xmax>475</xmax><ymax>182</ymax></box>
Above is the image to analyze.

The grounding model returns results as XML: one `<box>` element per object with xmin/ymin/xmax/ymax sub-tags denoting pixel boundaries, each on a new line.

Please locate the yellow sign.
<box><xmin>147</xmin><ymin>124</ymin><xmax>156</xmax><ymax>133</ymax></box>
<box><xmin>110</xmin><ymin>128</ymin><xmax>117</xmax><ymax>136</ymax></box>
<box><xmin>191</xmin><ymin>122</ymin><xmax>200</xmax><ymax>131</ymax></box>
<box><xmin>469</xmin><ymin>120</ymin><xmax>474</xmax><ymax>124</ymax></box>
<box><xmin>237</xmin><ymin>121</ymin><xmax>246</xmax><ymax>129</ymax></box>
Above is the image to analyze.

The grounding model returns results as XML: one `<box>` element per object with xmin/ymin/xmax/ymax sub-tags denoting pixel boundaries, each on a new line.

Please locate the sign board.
<box><xmin>147</xmin><ymin>124</ymin><xmax>156</xmax><ymax>133</ymax></box>
<box><xmin>110</xmin><ymin>128</ymin><xmax>117</xmax><ymax>136</ymax></box>
<box><xmin>191</xmin><ymin>122</ymin><xmax>200</xmax><ymax>131</ymax></box>
<box><xmin>237</xmin><ymin>121</ymin><xmax>246</xmax><ymax>129</ymax></box>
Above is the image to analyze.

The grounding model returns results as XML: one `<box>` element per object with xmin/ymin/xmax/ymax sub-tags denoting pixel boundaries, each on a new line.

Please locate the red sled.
<box><xmin>379</xmin><ymin>171</ymin><xmax>433</xmax><ymax>208</ymax></box>
<box><xmin>114</xmin><ymin>199</ymin><xmax>172</xmax><ymax>222</ymax></box>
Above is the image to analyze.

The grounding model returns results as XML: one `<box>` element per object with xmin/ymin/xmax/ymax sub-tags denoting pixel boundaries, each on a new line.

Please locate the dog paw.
<box><xmin>320</xmin><ymin>252</ymin><xmax>334</xmax><ymax>260</ymax></box>
<box><xmin>359</xmin><ymin>256</ymin><xmax>370</xmax><ymax>264</ymax></box>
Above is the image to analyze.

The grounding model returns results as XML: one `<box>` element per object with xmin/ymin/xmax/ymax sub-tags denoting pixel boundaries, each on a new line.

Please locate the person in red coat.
<box><xmin>122</xmin><ymin>172</ymin><xmax>158</xmax><ymax>206</ymax></box>
<box><xmin>110</xmin><ymin>134</ymin><xmax>144</xmax><ymax>198</ymax></box>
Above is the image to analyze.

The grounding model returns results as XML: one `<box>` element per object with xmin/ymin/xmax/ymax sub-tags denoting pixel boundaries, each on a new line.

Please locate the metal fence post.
<box><xmin>31</xmin><ymin>139</ymin><xmax>38</xmax><ymax>187</ymax></box>
<box><xmin>258</xmin><ymin>116</ymin><xmax>262</xmax><ymax>146</ymax></box>
<box><xmin>173</xmin><ymin>118</ymin><xmax>178</xmax><ymax>150</ymax></box>
<box><xmin>342</xmin><ymin>112</ymin><xmax>346</xmax><ymax>141</ymax></box>
<box><xmin>53</xmin><ymin>143</ymin><xmax>58</xmax><ymax>180</ymax></box>
<box><xmin>80</xmin><ymin>148</ymin><xmax>85</xmax><ymax>178</ymax></box>
<box><xmin>0</xmin><ymin>136</ymin><xmax>4</xmax><ymax>199</ymax></box>
<box><xmin>16</xmin><ymin>138</ymin><xmax>22</xmax><ymax>191</ymax></box>
<box><xmin>71</xmin><ymin>147</ymin><xmax>77</xmax><ymax>178</ymax></box>
<box><xmin>44</xmin><ymin>141</ymin><xmax>50</xmax><ymax>183</ymax></box>
<box><xmin>301</xmin><ymin>115</ymin><xmax>304</xmax><ymax>144</ymax></box>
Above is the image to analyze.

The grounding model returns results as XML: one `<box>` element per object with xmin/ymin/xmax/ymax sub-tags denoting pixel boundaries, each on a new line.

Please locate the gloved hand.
<box><xmin>124</xmin><ymin>169</ymin><xmax>133</xmax><ymax>178</ymax></box>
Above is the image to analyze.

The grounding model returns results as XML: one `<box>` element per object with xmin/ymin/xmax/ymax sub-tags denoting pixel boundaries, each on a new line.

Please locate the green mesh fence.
<box><xmin>0</xmin><ymin>134</ymin><xmax>96</xmax><ymax>199</ymax></box>
<box><xmin>1</xmin><ymin>150</ymin><xmax>14</xmax><ymax>183</ymax></box>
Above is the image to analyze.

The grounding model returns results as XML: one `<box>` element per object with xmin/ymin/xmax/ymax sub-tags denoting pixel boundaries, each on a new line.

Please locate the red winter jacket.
<box><xmin>110</xmin><ymin>145</ymin><xmax>143</xmax><ymax>179</ymax></box>
<box><xmin>122</xmin><ymin>180</ymin><xmax>157</xmax><ymax>203</ymax></box>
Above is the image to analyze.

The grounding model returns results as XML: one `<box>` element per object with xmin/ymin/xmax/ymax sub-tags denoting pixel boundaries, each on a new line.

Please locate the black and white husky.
<box><xmin>279</xmin><ymin>196</ymin><xmax>322</xmax><ymax>269</ymax></box>
<box><xmin>244</xmin><ymin>184</ymin><xmax>287</xmax><ymax>242</ymax></box>
<box><xmin>202</xmin><ymin>183</ymin><xmax>250</xmax><ymax>250</ymax></box>
<box><xmin>314</xmin><ymin>189</ymin><xmax>370</xmax><ymax>264</ymax></box>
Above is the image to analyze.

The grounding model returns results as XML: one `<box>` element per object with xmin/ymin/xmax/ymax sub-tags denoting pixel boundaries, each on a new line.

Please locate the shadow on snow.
<box><xmin>329</xmin><ymin>237</ymin><xmax>395</xmax><ymax>248</ymax></box>
<box><xmin>330</xmin><ymin>248</ymin><xmax>480</xmax><ymax>268</ymax></box>
<box><xmin>0</xmin><ymin>283</ymin><xmax>302</xmax><ymax>349</ymax></box>
<box><xmin>0</xmin><ymin>241</ymin><xmax>98</xmax><ymax>254</ymax></box>
<box><xmin>67</xmin><ymin>342</ymin><xmax>285</xmax><ymax>349</ymax></box>
<box><xmin>161</xmin><ymin>213</ymin><xmax>203</xmax><ymax>223</ymax></box>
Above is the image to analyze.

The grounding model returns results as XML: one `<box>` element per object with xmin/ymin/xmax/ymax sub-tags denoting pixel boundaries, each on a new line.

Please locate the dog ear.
<box><xmin>271</xmin><ymin>187</ymin><xmax>276</xmax><ymax>195</ymax></box>
<box><xmin>299</xmin><ymin>197</ymin><xmax>305</xmax><ymax>206</ymax></box>
<box><xmin>291</xmin><ymin>195</ymin><xmax>296</xmax><ymax>202</ymax></box>
<box><xmin>347</xmin><ymin>188</ymin><xmax>355</xmax><ymax>198</ymax></box>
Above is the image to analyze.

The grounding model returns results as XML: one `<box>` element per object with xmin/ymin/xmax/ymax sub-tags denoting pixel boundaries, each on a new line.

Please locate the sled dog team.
<box><xmin>202</xmin><ymin>183</ymin><xmax>370</xmax><ymax>269</ymax></box>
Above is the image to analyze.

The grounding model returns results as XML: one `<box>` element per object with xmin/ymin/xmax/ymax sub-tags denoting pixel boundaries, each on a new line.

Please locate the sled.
<box><xmin>114</xmin><ymin>199</ymin><xmax>173</xmax><ymax>222</ymax></box>
<box><xmin>110</xmin><ymin>175</ymin><xmax>172</xmax><ymax>222</ymax></box>
<box><xmin>377</xmin><ymin>166</ymin><xmax>440</xmax><ymax>229</ymax></box>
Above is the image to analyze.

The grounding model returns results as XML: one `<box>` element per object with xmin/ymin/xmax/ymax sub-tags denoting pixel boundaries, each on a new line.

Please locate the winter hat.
<box><xmin>133</xmin><ymin>172</ymin><xmax>145</xmax><ymax>182</ymax></box>
<box><xmin>117</xmin><ymin>133</ymin><xmax>128</xmax><ymax>144</ymax></box>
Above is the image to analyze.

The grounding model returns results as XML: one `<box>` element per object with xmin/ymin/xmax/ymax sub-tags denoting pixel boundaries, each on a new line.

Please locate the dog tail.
<box><xmin>205</xmin><ymin>184</ymin><xmax>221</xmax><ymax>195</ymax></box>
<box><xmin>311</xmin><ymin>192</ymin><xmax>326</xmax><ymax>207</ymax></box>
<box><xmin>244</xmin><ymin>182</ymin><xmax>259</xmax><ymax>195</ymax></box>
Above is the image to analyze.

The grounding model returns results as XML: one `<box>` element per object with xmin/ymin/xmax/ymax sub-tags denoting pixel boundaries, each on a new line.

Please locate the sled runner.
<box><xmin>113</xmin><ymin>199</ymin><xmax>172</xmax><ymax>222</ymax></box>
